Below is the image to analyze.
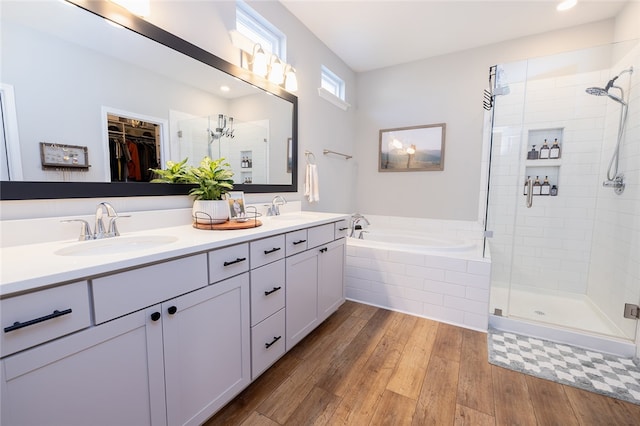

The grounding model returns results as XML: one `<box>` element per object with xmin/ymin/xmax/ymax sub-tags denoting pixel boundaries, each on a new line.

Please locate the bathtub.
<box><xmin>345</xmin><ymin>215</ymin><xmax>492</xmax><ymax>331</ymax></box>
<box><xmin>349</xmin><ymin>229</ymin><xmax>477</xmax><ymax>253</ymax></box>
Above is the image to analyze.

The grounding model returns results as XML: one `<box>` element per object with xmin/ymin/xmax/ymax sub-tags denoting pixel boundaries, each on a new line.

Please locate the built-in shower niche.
<box><xmin>524</xmin><ymin>128</ymin><xmax>562</xmax><ymax>196</ymax></box>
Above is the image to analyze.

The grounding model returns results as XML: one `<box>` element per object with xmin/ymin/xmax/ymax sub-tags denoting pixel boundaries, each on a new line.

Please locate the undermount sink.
<box><xmin>55</xmin><ymin>235</ymin><xmax>179</xmax><ymax>257</ymax></box>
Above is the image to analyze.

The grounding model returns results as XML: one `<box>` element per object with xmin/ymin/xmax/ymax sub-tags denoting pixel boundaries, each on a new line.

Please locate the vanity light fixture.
<box><xmin>249</xmin><ymin>43</ymin><xmax>298</xmax><ymax>92</ymax></box>
<box><xmin>108</xmin><ymin>0</ymin><xmax>150</xmax><ymax>17</ymax></box>
<box><xmin>557</xmin><ymin>0</ymin><xmax>577</xmax><ymax>11</ymax></box>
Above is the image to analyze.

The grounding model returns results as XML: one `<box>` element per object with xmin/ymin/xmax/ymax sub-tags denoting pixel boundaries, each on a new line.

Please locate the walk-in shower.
<box><xmin>586</xmin><ymin>67</ymin><xmax>634</xmax><ymax>194</ymax></box>
<box><xmin>483</xmin><ymin>40</ymin><xmax>639</xmax><ymax>357</ymax></box>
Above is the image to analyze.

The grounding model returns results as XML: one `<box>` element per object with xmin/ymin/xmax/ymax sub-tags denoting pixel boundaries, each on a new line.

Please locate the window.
<box><xmin>320</xmin><ymin>66</ymin><xmax>345</xmax><ymax>100</ymax></box>
<box><xmin>236</xmin><ymin>0</ymin><xmax>285</xmax><ymax>60</ymax></box>
<box><xmin>319</xmin><ymin>66</ymin><xmax>350</xmax><ymax>110</ymax></box>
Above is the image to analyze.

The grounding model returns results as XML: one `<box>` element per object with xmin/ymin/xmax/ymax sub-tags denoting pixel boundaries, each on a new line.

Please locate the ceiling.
<box><xmin>280</xmin><ymin>0</ymin><xmax>631</xmax><ymax>72</ymax></box>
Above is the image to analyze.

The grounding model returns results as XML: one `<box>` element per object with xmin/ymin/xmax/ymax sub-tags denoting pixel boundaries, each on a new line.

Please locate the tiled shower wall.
<box><xmin>487</xmin><ymin>67</ymin><xmax>607</xmax><ymax>295</ymax></box>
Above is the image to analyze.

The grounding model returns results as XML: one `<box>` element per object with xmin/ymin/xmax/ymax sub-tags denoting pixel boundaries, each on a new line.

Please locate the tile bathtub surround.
<box><xmin>345</xmin><ymin>230</ymin><xmax>491</xmax><ymax>331</ymax></box>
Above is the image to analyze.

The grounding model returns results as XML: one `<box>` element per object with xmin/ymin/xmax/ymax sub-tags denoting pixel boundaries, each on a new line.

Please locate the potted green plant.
<box><xmin>150</xmin><ymin>157</ymin><xmax>234</xmax><ymax>223</ymax></box>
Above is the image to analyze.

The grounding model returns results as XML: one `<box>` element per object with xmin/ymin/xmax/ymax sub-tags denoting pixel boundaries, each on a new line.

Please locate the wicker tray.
<box><xmin>193</xmin><ymin>219</ymin><xmax>262</xmax><ymax>230</ymax></box>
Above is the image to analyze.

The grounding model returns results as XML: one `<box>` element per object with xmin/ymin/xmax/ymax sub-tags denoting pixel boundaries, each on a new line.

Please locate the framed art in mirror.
<box><xmin>379</xmin><ymin>123</ymin><xmax>446</xmax><ymax>172</ymax></box>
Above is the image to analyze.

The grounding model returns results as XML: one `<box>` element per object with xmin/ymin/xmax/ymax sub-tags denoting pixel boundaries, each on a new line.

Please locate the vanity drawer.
<box><xmin>1</xmin><ymin>281</ymin><xmax>91</xmax><ymax>357</ymax></box>
<box><xmin>209</xmin><ymin>243</ymin><xmax>249</xmax><ymax>283</ymax></box>
<box><xmin>334</xmin><ymin>220</ymin><xmax>349</xmax><ymax>239</ymax></box>
<box><xmin>250</xmin><ymin>259</ymin><xmax>285</xmax><ymax>326</ymax></box>
<box><xmin>307</xmin><ymin>223</ymin><xmax>335</xmax><ymax>248</ymax></box>
<box><xmin>93</xmin><ymin>254</ymin><xmax>207</xmax><ymax>324</ymax></box>
<box><xmin>250</xmin><ymin>235</ymin><xmax>285</xmax><ymax>269</ymax></box>
<box><xmin>251</xmin><ymin>308</ymin><xmax>285</xmax><ymax>380</ymax></box>
<box><xmin>285</xmin><ymin>229</ymin><xmax>308</xmax><ymax>256</ymax></box>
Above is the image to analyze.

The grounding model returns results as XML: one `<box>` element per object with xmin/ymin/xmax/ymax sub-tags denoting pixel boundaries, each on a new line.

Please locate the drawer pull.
<box><xmin>264</xmin><ymin>247</ymin><xmax>282</xmax><ymax>255</ymax></box>
<box><xmin>150</xmin><ymin>312</ymin><xmax>161</xmax><ymax>322</ymax></box>
<box><xmin>292</xmin><ymin>239</ymin><xmax>307</xmax><ymax>245</ymax></box>
<box><xmin>265</xmin><ymin>335</ymin><xmax>282</xmax><ymax>349</ymax></box>
<box><xmin>4</xmin><ymin>308</ymin><xmax>73</xmax><ymax>333</ymax></box>
<box><xmin>223</xmin><ymin>257</ymin><xmax>246</xmax><ymax>267</ymax></box>
<box><xmin>338</xmin><ymin>227</ymin><xmax>349</xmax><ymax>231</ymax></box>
<box><xmin>264</xmin><ymin>286</ymin><xmax>282</xmax><ymax>296</ymax></box>
<box><xmin>167</xmin><ymin>306</ymin><xmax>178</xmax><ymax>315</ymax></box>
<box><xmin>319</xmin><ymin>247</ymin><xmax>328</xmax><ymax>253</ymax></box>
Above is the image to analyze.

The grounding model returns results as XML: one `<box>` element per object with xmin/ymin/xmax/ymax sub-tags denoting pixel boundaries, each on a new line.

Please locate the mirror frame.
<box><xmin>0</xmin><ymin>0</ymin><xmax>298</xmax><ymax>200</ymax></box>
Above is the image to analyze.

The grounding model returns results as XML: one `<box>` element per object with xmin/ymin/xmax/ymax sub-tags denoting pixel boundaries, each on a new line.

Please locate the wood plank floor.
<box><xmin>204</xmin><ymin>301</ymin><xmax>640</xmax><ymax>426</ymax></box>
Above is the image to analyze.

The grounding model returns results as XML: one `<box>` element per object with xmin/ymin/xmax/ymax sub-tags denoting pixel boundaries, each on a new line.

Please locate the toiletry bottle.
<box><xmin>550</xmin><ymin>138</ymin><xmax>561</xmax><ymax>159</ymax></box>
<box><xmin>539</xmin><ymin>139</ymin><xmax>550</xmax><ymax>159</ymax></box>
<box><xmin>550</xmin><ymin>185</ymin><xmax>558</xmax><ymax>196</ymax></box>
<box><xmin>523</xmin><ymin>175</ymin><xmax>530</xmax><ymax>195</ymax></box>
<box><xmin>532</xmin><ymin>176</ymin><xmax>542</xmax><ymax>195</ymax></box>
<box><xmin>527</xmin><ymin>145</ymin><xmax>539</xmax><ymax>160</ymax></box>
<box><xmin>541</xmin><ymin>176</ymin><xmax>551</xmax><ymax>195</ymax></box>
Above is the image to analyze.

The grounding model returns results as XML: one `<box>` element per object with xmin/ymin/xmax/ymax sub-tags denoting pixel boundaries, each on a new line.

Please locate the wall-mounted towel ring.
<box><xmin>305</xmin><ymin>150</ymin><xmax>316</xmax><ymax>165</ymax></box>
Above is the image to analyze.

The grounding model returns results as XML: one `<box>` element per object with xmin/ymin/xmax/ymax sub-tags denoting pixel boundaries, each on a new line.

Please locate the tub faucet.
<box><xmin>350</xmin><ymin>214</ymin><xmax>370</xmax><ymax>238</ymax></box>
<box><xmin>268</xmin><ymin>195</ymin><xmax>287</xmax><ymax>216</ymax></box>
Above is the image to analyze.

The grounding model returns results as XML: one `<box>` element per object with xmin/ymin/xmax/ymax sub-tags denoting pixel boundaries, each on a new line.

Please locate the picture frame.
<box><xmin>226</xmin><ymin>191</ymin><xmax>247</xmax><ymax>221</ymax></box>
<box><xmin>378</xmin><ymin>123</ymin><xmax>446</xmax><ymax>172</ymax></box>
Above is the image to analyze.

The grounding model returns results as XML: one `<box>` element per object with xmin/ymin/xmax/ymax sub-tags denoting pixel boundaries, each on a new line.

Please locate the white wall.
<box><xmin>354</xmin><ymin>19</ymin><xmax>615</xmax><ymax>221</ymax></box>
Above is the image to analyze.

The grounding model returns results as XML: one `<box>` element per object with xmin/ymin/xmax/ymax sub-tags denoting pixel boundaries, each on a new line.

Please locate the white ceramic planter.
<box><xmin>192</xmin><ymin>199</ymin><xmax>229</xmax><ymax>224</ymax></box>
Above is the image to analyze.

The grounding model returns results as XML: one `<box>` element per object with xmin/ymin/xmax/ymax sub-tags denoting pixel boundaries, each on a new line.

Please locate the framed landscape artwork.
<box><xmin>379</xmin><ymin>123</ymin><xmax>446</xmax><ymax>172</ymax></box>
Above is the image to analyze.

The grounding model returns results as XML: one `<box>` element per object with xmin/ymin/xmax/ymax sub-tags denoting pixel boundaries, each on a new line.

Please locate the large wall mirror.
<box><xmin>0</xmin><ymin>0</ymin><xmax>298</xmax><ymax>199</ymax></box>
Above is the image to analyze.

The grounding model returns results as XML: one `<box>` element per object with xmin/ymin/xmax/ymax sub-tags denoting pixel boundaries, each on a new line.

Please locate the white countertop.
<box><xmin>0</xmin><ymin>211</ymin><xmax>348</xmax><ymax>297</ymax></box>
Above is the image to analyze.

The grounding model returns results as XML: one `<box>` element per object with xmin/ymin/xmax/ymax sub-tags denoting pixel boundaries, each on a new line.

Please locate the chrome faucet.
<box><xmin>62</xmin><ymin>202</ymin><xmax>127</xmax><ymax>240</ymax></box>
<box><xmin>268</xmin><ymin>195</ymin><xmax>287</xmax><ymax>216</ymax></box>
<box><xmin>350</xmin><ymin>213</ymin><xmax>370</xmax><ymax>238</ymax></box>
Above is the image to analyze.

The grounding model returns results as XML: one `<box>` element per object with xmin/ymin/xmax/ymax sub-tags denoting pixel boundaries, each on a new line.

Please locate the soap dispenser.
<box><xmin>527</xmin><ymin>145</ymin><xmax>539</xmax><ymax>160</ymax></box>
<box><xmin>549</xmin><ymin>138</ymin><xmax>561</xmax><ymax>159</ymax></box>
<box><xmin>541</xmin><ymin>176</ymin><xmax>551</xmax><ymax>195</ymax></box>
<box><xmin>539</xmin><ymin>139</ymin><xmax>550</xmax><ymax>159</ymax></box>
<box><xmin>532</xmin><ymin>176</ymin><xmax>542</xmax><ymax>195</ymax></box>
<box><xmin>523</xmin><ymin>175</ymin><xmax>531</xmax><ymax>195</ymax></box>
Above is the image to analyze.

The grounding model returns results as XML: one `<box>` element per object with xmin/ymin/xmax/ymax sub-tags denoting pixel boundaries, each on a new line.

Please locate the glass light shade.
<box><xmin>269</xmin><ymin>57</ymin><xmax>285</xmax><ymax>85</ymax></box>
<box><xmin>392</xmin><ymin>138</ymin><xmax>403</xmax><ymax>149</ymax></box>
<box><xmin>285</xmin><ymin>69</ymin><xmax>298</xmax><ymax>92</ymax></box>
<box><xmin>252</xmin><ymin>49</ymin><xmax>268</xmax><ymax>77</ymax></box>
<box><xmin>557</xmin><ymin>0</ymin><xmax>577</xmax><ymax>11</ymax></box>
<box><xmin>406</xmin><ymin>147</ymin><xmax>416</xmax><ymax>155</ymax></box>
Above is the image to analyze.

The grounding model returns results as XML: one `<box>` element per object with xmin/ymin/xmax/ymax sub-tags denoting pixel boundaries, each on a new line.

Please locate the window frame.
<box><xmin>236</xmin><ymin>0</ymin><xmax>286</xmax><ymax>60</ymax></box>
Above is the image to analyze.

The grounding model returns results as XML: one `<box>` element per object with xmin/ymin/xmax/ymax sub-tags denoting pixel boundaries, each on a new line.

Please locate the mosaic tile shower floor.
<box><xmin>488</xmin><ymin>328</ymin><xmax>640</xmax><ymax>405</ymax></box>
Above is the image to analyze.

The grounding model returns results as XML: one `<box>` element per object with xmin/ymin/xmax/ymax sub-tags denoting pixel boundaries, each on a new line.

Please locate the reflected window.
<box><xmin>236</xmin><ymin>0</ymin><xmax>286</xmax><ymax>60</ymax></box>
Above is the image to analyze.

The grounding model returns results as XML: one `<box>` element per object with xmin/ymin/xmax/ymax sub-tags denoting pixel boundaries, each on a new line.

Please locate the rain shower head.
<box><xmin>585</xmin><ymin>86</ymin><xmax>608</xmax><ymax>96</ymax></box>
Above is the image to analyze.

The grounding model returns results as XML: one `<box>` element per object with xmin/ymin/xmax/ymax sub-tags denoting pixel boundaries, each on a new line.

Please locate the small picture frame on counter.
<box><xmin>226</xmin><ymin>191</ymin><xmax>247</xmax><ymax>221</ymax></box>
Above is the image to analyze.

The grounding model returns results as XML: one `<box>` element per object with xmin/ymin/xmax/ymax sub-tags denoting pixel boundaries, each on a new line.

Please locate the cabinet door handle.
<box><xmin>4</xmin><ymin>308</ymin><xmax>72</xmax><ymax>333</ymax></box>
<box><xmin>150</xmin><ymin>312</ymin><xmax>161</xmax><ymax>322</ymax></box>
<box><xmin>319</xmin><ymin>247</ymin><xmax>328</xmax><ymax>253</ymax></box>
<box><xmin>292</xmin><ymin>239</ymin><xmax>307</xmax><ymax>245</ymax></box>
<box><xmin>264</xmin><ymin>286</ymin><xmax>282</xmax><ymax>296</ymax></box>
<box><xmin>265</xmin><ymin>335</ymin><xmax>282</xmax><ymax>349</ymax></box>
<box><xmin>338</xmin><ymin>227</ymin><xmax>349</xmax><ymax>231</ymax></box>
<box><xmin>167</xmin><ymin>306</ymin><xmax>177</xmax><ymax>315</ymax></box>
<box><xmin>264</xmin><ymin>247</ymin><xmax>281</xmax><ymax>255</ymax></box>
<box><xmin>223</xmin><ymin>257</ymin><xmax>246</xmax><ymax>266</ymax></box>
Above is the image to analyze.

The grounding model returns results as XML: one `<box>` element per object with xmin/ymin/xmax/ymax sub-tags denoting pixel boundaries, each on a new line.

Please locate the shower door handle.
<box><xmin>526</xmin><ymin>178</ymin><xmax>534</xmax><ymax>208</ymax></box>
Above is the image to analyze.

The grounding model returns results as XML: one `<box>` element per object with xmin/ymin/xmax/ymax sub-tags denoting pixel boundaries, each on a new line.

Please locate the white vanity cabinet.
<box><xmin>285</xmin><ymin>224</ymin><xmax>345</xmax><ymax>351</ymax></box>
<box><xmin>0</xmin><ymin>214</ymin><xmax>347</xmax><ymax>425</ymax></box>
<box><xmin>1</xmin><ymin>303</ymin><xmax>167</xmax><ymax>426</ymax></box>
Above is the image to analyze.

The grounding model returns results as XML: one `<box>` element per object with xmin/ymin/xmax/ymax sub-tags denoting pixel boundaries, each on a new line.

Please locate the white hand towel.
<box><xmin>305</xmin><ymin>163</ymin><xmax>319</xmax><ymax>203</ymax></box>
